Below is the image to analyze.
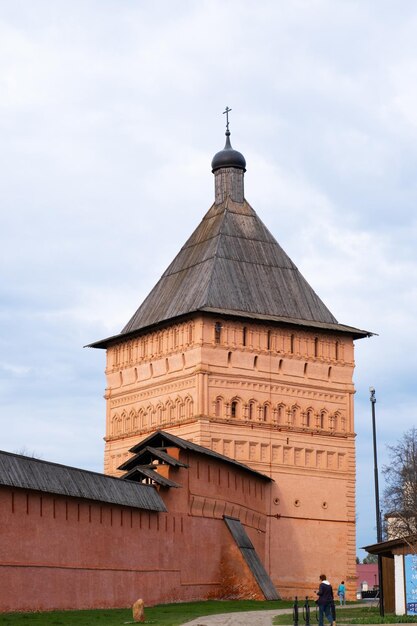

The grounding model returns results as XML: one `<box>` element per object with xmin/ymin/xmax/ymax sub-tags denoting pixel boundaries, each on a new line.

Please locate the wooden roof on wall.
<box><xmin>120</xmin><ymin>430</ymin><xmax>272</xmax><ymax>482</ymax></box>
<box><xmin>0</xmin><ymin>449</ymin><xmax>166</xmax><ymax>512</ymax></box>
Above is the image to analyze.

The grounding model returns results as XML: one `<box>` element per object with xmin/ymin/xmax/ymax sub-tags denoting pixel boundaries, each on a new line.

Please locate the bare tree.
<box><xmin>383</xmin><ymin>427</ymin><xmax>417</xmax><ymax>539</ymax></box>
<box><xmin>13</xmin><ymin>447</ymin><xmax>41</xmax><ymax>459</ymax></box>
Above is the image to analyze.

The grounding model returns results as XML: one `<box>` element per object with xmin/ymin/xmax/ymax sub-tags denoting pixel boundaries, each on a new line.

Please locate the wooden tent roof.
<box><xmin>90</xmin><ymin>196</ymin><xmax>370</xmax><ymax>348</ymax></box>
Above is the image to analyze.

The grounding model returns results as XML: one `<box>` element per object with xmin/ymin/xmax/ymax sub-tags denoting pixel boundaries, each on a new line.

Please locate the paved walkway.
<box><xmin>182</xmin><ymin>606</ymin><xmax>297</xmax><ymax>626</ymax></box>
<box><xmin>182</xmin><ymin>603</ymin><xmax>377</xmax><ymax>626</ymax></box>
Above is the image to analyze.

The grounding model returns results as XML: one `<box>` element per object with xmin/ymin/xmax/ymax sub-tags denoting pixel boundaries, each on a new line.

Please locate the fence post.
<box><xmin>303</xmin><ymin>596</ymin><xmax>310</xmax><ymax>626</ymax></box>
<box><xmin>293</xmin><ymin>596</ymin><xmax>299</xmax><ymax>626</ymax></box>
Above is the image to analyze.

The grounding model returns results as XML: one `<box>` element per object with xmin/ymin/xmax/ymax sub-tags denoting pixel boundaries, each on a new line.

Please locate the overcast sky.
<box><xmin>1</xmin><ymin>0</ymin><xmax>417</xmax><ymax>561</ymax></box>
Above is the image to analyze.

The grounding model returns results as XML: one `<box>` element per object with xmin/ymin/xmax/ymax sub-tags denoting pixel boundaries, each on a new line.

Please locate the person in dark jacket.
<box><xmin>316</xmin><ymin>574</ymin><xmax>335</xmax><ymax>626</ymax></box>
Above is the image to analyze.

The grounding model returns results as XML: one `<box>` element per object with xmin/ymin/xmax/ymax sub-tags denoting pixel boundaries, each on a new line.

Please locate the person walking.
<box><xmin>337</xmin><ymin>581</ymin><xmax>346</xmax><ymax>606</ymax></box>
<box><xmin>316</xmin><ymin>574</ymin><xmax>336</xmax><ymax>626</ymax></box>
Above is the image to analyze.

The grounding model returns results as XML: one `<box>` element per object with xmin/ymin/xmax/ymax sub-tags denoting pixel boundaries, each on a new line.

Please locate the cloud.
<box><xmin>1</xmin><ymin>0</ymin><xmax>417</xmax><ymax>563</ymax></box>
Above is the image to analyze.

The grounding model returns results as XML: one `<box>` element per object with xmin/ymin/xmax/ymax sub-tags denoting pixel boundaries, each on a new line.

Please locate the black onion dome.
<box><xmin>211</xmin><ymin>131</ymin><xmax>246</xmax><ymax>172</ymax></box>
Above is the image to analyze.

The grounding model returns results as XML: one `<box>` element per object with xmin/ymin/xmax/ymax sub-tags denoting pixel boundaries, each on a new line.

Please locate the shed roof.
<box><xmin>119</xmin><ymin>446</ymin><xmax>188</xmax><ymax>472</ymax></box>
<box><xmin>0</xmin><ymin>449</ymin><xmax>166</xmax><ymax>512</ymax></box>
<box><xmin>122</xmin><ymin>466</ymin><xmax>181</xmax><ymax>488</ymax></box>
<box><xmin>363</xmin><ymin>535</ymin><xmax>417</xmax><ymax>558</ymax></box>
<box><xmin>89</xmin><ymin>197</ymin><xmax>371</xmax><ymax>348</ymax></box>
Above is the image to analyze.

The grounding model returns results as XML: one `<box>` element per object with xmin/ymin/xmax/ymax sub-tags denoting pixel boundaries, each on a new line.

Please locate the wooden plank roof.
<box><xmin>122</xmin><ymin>466</ymin><xmax>181</xmax><ymax>488</ymax></box>
<box><xmin>363</xmin><ymin>535</ymin><xmax>417</xmax><ymax>557</ymax></box>
<box><xmin>0</xmin><ymin>449</ymin><xmax>166</xmax><ymax>512</ymax></box>
<box><xmin>125</xmin><ymin>430</ymin><xmax>272</xmax><ymax>482</ymax></box>
<box><xmin>119</xmin><ymin>446</ymin><xmax>188</xmax><ymax>472</ymax></box>
<box><xmin>89</xmin><ymin>197</ymin><xmax>371</xmax><ymax>348</ymax></box>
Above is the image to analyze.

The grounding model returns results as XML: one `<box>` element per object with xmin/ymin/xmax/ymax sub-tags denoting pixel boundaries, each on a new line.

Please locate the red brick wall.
<box><xmin>0</xmin><ymin>452</ymin><xmax>270</xmax><ymax>612</ymax></box>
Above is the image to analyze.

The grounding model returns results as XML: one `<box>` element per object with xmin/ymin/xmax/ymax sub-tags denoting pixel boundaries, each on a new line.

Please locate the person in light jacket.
<box><xmin>337</xmin><ymin>581</ymin><xmax>346</xmax><ymax>606</ymax></box>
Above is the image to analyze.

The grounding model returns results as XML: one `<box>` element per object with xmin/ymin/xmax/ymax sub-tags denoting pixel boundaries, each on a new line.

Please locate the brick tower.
<box><xmin>90</xmin><ymin>122</ymin><xmax>370</xmax><ymax>599</ymax></box>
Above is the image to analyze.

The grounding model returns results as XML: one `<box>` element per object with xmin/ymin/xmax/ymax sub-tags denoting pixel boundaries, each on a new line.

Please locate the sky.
<box><xmin>1</xmin><ymin>0</ymin><xmax>417</xmax><ymax>562</ymax></box>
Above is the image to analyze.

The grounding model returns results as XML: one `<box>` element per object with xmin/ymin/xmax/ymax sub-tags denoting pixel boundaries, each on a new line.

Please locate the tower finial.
<box><xmin>211</xmin><ymin>107</ymin><xmax>246</xmax><ymax>176</ymax></box>
<box><xmin>223</xmin><ymin>106</ymin><xmax>232</xmax><ymax>133</ymax></box>
<box><xmin>212</xmin><ymin>108</ymin><xmax>246</xmax><ymax>203</ymax></box>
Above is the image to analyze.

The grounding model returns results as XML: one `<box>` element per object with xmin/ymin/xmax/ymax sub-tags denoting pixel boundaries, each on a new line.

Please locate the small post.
<box><xmin>293</xmin><ymin>596</ymin><xmax>299</xmax><ymax>626</ymax></box>
<box><xmin>303</xmin><ymin>596</ymin><xmax>311</xmax><ymax>626</ymax></box>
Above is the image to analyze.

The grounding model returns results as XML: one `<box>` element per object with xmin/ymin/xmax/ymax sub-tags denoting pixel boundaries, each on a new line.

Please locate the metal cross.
<box><xmin>223</xmin><ymin>106</ymin><xmax>232</xmax><ymax>132</ymax></box>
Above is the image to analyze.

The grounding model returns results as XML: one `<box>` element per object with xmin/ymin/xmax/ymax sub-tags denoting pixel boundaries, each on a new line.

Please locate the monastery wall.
<box><xmin>0</xmin><ymin>448</ymin><xmax>269</xmax><ymax>612</ymax></box>
<box><xmin>165</xmin><ymin>449</ymin><xmax>269</xmax><ymax>532</ymax></box>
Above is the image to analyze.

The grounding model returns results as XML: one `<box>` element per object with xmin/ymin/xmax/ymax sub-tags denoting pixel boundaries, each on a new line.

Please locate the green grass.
<box><xmin>349</xmin><ymin>615</ymin><xmax>417</xmax><ymax>624</ymax></box>
<box><xmin>272</xmin><ymin>605</ymin><xmax>417</xmax><ymax>625</ymax></box>
<box><xmin>5</xmin><ymin>600</ymin><xmax>416</xmax><ymax>626</ymax></box>
<box><xmin>0</xmin><ymin>599</ymin><xmax>292</xmax><ymax>626</ymax></box>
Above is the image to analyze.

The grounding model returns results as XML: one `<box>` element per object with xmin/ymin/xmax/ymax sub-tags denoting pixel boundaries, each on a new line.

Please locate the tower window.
<box><xmin>248</xmin><ymin>402</ymin><xmax>254</xmax><ymax>420</ymax></box>
<box><xmin>231</xmin><ymin>401</ymin><xmax>237</xmax><ymax>418</ymax></box>
<box><xmin>314</xmin><ymin>337</ymin><xmax>319</xmax><ymax>358</ymax></box>
<box><xmin>290</xmin><ymin>334</ymin><xmax>295</xmax><ymax>354</ymax></box>
<box><xmin>292</xmin><ymin>406</ymin><xmax>298</xmax><ymax>426</ymax></box>
<box><xmin>215</xmin><ymin>322</ymin><xmax>222</xmax><ymax>344</ymax></box>
<box><xmin>267</xmin><ymin>330</ymin><xmax>271</xmax><ymax>350</ymax></box>
<box><xmin>242</xmin><ymin>326</ymin><xmax>247</xmax><ymax>346</ymax></box>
